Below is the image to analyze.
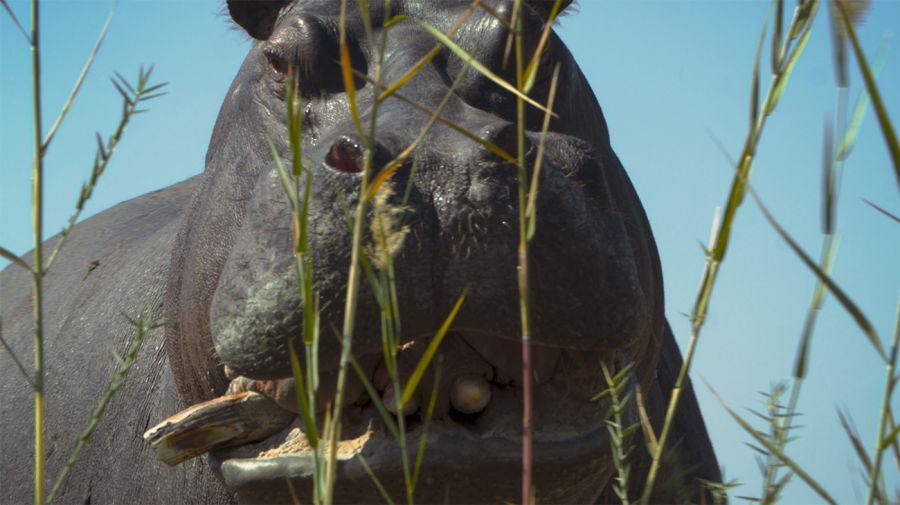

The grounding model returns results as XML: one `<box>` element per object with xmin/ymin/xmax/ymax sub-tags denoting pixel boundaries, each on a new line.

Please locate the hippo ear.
<box><xmin>527</xmin><ymin>0</ymin><xmax>575</xmax><ymax>20</ymax></box>
<box><xmin>227</xmin><ymin>0</ymin><xmax>287</xmax><ymax>40</ymax></box>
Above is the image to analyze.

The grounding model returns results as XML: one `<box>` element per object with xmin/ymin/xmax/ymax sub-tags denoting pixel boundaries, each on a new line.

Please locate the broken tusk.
<box><xmin>143</xmin><ymin>391</ymin><xmax>294</xmax><ymax>466</ymax></box>
<box><xmin>450</xmin><ymin>374</ymin><xmax>491</xmax><ymax>414</ymax></box>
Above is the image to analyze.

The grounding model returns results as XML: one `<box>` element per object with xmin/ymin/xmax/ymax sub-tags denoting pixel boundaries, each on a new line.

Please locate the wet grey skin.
<box><xmin>0</xmin><ymin>1</ymin><xmax>721</xmax><ymax>503</ymax></box>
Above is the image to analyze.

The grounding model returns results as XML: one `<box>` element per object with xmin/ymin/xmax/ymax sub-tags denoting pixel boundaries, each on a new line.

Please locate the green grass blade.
<box><xmin>837</xmin><ymin>408</ymin><xmax>874</xmax><ymax>472</ymax></box>
<box><xmin>771</xmin><ymin>0</ymin><xmax>784</xmax><ymax>73</ymax></box>
<box><xmin>526</xmin><ymin>64</ymin><xmax>560</xmax><ymax>241</ymax></box>
<box><xmin>267</xmin><ymin>139</ymin><xmax>300</xmax><ymax>212</ymax></box>
<box><xmin>400</xmin><ymin>293</ymin><xmax>465</xmax><ymax>407</ymax></box>
<box><xmin>411</xmin><ymin>361</ymin><xmax>442</xmax><ymax>492</ymax></box>
<box><xmin>634</xmin><ymin>385</ymin><xmax>658</xmax><ymax>456</ymax></box>
<box><xmin>706</xmin><ymin>381</ymin><xmax>837</xmax><ymax>505</ymax></box>
<box><xmin>793</xmin><ymin>234</ymin><xmax>839</xmax><ymax>380</ymax></box>
<box><xmin>354</xmin><ymin>68</ymin><xmax>515</xmax><ymax>165</ymax></box>
<box><xmin>0</xmin><ymin>325</ymin><xmax>34</xmax><ymax>388</ymax></box>
<box><xmin>766</xmin><ymin>1</ymin><xmax>818</xmax><ymax>115</ymax></box>
<box><xmin>0</xmin><ymin>0</ymin><xmax>31</xmax><ymax>44</ymax></box>
<box><xmin>410</xmin><ymin>18</ymin><xmax>552</xmax><ymax>116</ymax></box>
<box><xmin>349</xmin><ymin>354</ymin><xmax>400</xmax><ymax>440</ymax></box>
<box><xmin>289</xmin><ymin>342</ymin><xmax>319</xmax><ymax>448</ymax></box>
<box><xmin>339</xmin><ymin>0</ymin><xmax>365</xmax><ymax>141</ymax></box>
<box><xmin>42</xmin><ymin>10</ymin><xmax>112</xmax><ymax>152</ymax></box>
<box><xmin>378</xmin><ymin>0</ymin><xmax>479</xmax><ymax>102</ymax></box>
<box><xmin>748</xmin><ymin>186</ymin><xmax>887</xmax><ymax>361</ymax></box>
<box><xmin>48</xmin><ymin>312</ymin><xmax>159</xmax><ymax>502</ymax></box>
<box><xmin>0</xmin><ymin>245</ymin><xmax>31</xmax><ymax>271</ymax></box>
<box><xmin>367</xmin><ymin>58</ymin><xmax>471</xmax><ymax>199</ymax></box>
<box><xmin>523</xmin><ymin>0</ymin><xmax>564</xmax><ymax>94</ymax></box>
<box><xmin>822</xmin><ymin>119</ymin><xmax>836</xmax><ymax>235</ymax></box>
<box><xmin>836</xmin><ymin>39</ymin><xmax>888</xmax><ymax>161</ymax></box>
<box><xmin>862</xmin><ymin>198</ymin><xmax>900</xmax><ymax>223</ymax></box>
<box><xmin>881</xmin><ymin>424</ymin><xmax>900</xmax><ymax>450</ymax></box>
<box><xmin>356</xmin><ymin>454</ymin><xmax>397</xmax><ymax>505</ymax></box>
<box><xmin>836</xmin><ymin>0</ymin><xmax>900</xmax><ymax>189</ymax></box>
<box><xmin>750</xmin><ymin>3</ymin><xmax>772</xmax><ymax>130</ymax></box>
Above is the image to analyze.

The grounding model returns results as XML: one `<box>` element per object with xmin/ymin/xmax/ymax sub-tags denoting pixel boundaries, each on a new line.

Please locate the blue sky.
<box><xmin>1</xmin><ymin>1</ymin><xmax>898</xmax><ymax>502</ymax></box>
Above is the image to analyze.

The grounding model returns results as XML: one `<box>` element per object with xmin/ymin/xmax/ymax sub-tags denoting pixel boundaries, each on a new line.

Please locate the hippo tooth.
<box><xmin>143</xmin><ymin>391</ymin><xmax>294</xmax><ymax>466</ymax></box>
<box><xmin>382</xmin><ymin>384</ymin><xmax>419</xmax><ymax>416</ymax></box>
<box><xmin>450</xmin><ymin>374</ymin><xmax>491</xmax><ymax>414</ymax></box>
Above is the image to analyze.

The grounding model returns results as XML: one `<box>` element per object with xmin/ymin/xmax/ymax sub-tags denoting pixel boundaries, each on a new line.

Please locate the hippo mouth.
<box><xmin>146</xmin><ymin>331</ymin><xmax>632</xmax><ymax>503</ymax></box>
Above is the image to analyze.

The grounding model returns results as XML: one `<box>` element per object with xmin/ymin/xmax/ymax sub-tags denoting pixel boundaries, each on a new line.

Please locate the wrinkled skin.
<box><xmin>0</xmin><ymin>1</ymin><xmax>720</xmax><ymax>503</ymax></box>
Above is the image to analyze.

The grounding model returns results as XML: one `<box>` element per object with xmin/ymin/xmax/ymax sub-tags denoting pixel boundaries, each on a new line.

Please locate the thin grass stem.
<box><xmin>29</xmin><ymin>1</ymin><xmax>45</xmax><ymax>503</ymax></box>
<box><xmin>44</xmin><ymin>68</ymin><xmax>166</xmax><ymax>273</ymax></box>
<box><xmin>706</xmin><ymin>381</ymin><xmax>837</xmax><ymax>504</ymax></box>
<box><xmin>1</xmin><ymin>0</ymin><xmax>31</xmax><ymax>44</ymax></box>
<box><xmin>41</xmin><ymin>11</ymin><xmax>112</xmax><ymax>153</ymax></box>
<box><xmin>639</xmin><ymin>5</ymin><xmax>820</xmax><ymax>501</ymax></box>
<box><xmin>509</xmin><ymin>2</ymin><xmax>534</xmax><ymax>503</ymax></box>
<box><xmin>47</xmin><ymin>312</ymin><xmax>157</xmax><ymax>501</ymax></box>
<box><xmin>0</xmin><ymin>323</ymin><xmax>34</xmax><ymax>388</ymax></box>
<box><xmin>866</xmin><ymin>299</ymin><xmax>900</xmax><ymax>505</ymax></box>
<box><xmin>325</xmin><ymin>2</ymin><xmax>391</xmax><ymax>501</ymax></box>
<box><xmin>0</xmin><ymin>245</ymin><xmax>31</xmax><ymax>271</ymax></box>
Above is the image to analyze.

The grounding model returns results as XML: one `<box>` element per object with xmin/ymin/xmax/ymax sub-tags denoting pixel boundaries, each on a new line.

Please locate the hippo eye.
<box><xmin>263</xmin><ymin>46</ymin><xmax>289</xmax><ymax>83</ymax></box>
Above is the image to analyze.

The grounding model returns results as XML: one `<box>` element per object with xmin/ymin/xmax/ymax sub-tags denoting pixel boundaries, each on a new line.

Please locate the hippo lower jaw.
<box><xmin>205</xmin><ymin>335</ymin><xmax>633</xmax><ymax>504</ymax></box>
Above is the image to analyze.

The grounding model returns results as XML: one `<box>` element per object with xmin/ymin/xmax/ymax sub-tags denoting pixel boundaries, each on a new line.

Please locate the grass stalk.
<box><xmin>40</xmin><ymin>11</ymin><xmax>112</xmax><ymax>153</ymax></box>
<box><xmin>47</xmin><ymin>312</ymin><xmax>158</xmax><ymax>501</ymax></box>
<box><xmin>866</xmin><ymin>302</ymin><xmax>899</xmax><ymax>505</ymax></box>
<box><xmin>639</xmin><ymin>3</ymin><xmax>820</xmax><ymax>501</ymax></box>
<box><xmin>45</xmin><ymin>67</ymin><xmax>167</xmax><ymax>272</ymax></box>
<box><xmin>29</xmin><ymin>1</ymin><xmax>45</xmax><ymax>503</ymax></box>
<box><xmin>707</xmin><ymin>381</ymin><xmax>837</xmax><ymax>504</ymax></box>
<box><xmin>325</xmin><ymin>1</ymin><xmax>391</xmax><ymax>501</ymax></box>
<box><xmin>598</xmin><ymin>361</ymin><xmax>637</xmax><ymax>505</ymax></box>
<box><xmin>509</xmin><ymin>2</ymin><xmax>535</xmax><ymax>503</ymax></box>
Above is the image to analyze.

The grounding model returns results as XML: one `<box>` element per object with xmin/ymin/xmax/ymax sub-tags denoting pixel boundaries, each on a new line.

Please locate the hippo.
<box><xmin>0</xmin><ymin>0</ymin><xmax>721</xmax><ymax>503</ymax></box>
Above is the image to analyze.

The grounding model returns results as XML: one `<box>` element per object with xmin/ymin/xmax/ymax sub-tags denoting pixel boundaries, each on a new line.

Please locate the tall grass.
<box><xmin>0</xmin><ymin>2</ymin><xmax>165</xmax><ymax>504</ymax></box>
<box><xmin>4</xmin><ymin>0</ymin><xmax>898</xmax><ymax>504</ymax></box>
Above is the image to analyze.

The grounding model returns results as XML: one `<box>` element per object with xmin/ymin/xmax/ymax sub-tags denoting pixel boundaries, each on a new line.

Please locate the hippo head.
<box><xmin>163</xmin><ymin>0</ymin><xmax>665</xmax><ymax>502</ymax></box>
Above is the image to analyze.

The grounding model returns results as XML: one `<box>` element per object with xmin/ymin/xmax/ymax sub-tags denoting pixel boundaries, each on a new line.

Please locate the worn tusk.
<box><xmin>450</xmin><ymin>374</ymin><xmax>491</xmax><ymax>414</ymax></box>
<box><xmin>382</xmin><ymin>384</ymin><xmax>419</xmax><ymax>416</ymax></box>
<box><xmin>143</xmin><ymin>391</ymin><xmax>294</xmax><ymax>466</ymax></box>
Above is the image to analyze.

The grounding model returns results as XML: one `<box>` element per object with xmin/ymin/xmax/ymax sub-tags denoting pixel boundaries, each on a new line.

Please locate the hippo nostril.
<box><xmin>325</xmin><ymin>137</ymin><xmax>364</xmax><ymax>174</ymax></box>
<box><xmin>482</xmin><ymin>124</ymin><xmax>524</xmax><ymax>161</ymax></box>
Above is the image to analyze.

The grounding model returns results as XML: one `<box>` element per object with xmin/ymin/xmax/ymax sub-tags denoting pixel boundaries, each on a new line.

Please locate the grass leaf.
<box><xmin>356</xmin><ymin>454</ymin><xmax>397</xmax><ymax>505</ymax></box>
<box><xmin>706</xmin><ymin>381</ymin><xmax>838</xmax><ymax>505</ymax></box>
<box><xmin>750</xmin><ymin>2</ymin><xmax>771</xmax><ymax>130</ymax></box>
<box><xmin>0</xmin><ymin>0</ymin><xmax>31</xmax><ymax>44</ymax></box>
<box><xmin>411</xmin><ymin>360</ymin><xmax>442</xmax><ymax>492</ymax></box>
<box><xmin>748</xmin><ymin>186</ymin><xmax>887</xmax><ymax>361</ymax></box>
<box><xmin>836</xmin><ymin>38</ymin><xmax>888</xmax><ymax>161</ymax></box>
<box><xmin>526</xmin><ymin>64</ymin><xmax>560</xmax><ymax>241</ymax></box>
<box><xmin>289</xmin><ymin>342</ymin><xmax>319</xmax><ymax>449</ymax></box>
<box><xmin>862</xmin><ymin>198</ymin><xmax>900</xmax><ymax>224</ymax></box>
<box><xmin>339</xmin><ymin>0</ymin><xmax>365</xmax><ymax>141</ymax></box>
<box><xmin>0</xmin><ymin>245</ymin><xmax>31</xmax><ymax>271</ymax></box>
<box><xmin>400</xmin><ymin>293</ymin><xmax>465</xmax><ymax>407</ymax></box>
<box><xmin>410</xmin><ymin>18</ymin><xmax>553</xmax><ymax>116</ymax></box>
<box><xmin>42</xmin><ymin>11</ymin><xmax>112</xmax><ymax>152</ymax></box>
<box><xmin>835</xmin><ymin>0</ymin><xmax>900</xmax><ymax>189</ymax></box>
